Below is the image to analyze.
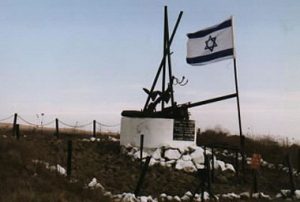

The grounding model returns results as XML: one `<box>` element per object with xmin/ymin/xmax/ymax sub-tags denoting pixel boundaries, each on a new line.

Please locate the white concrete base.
<box><xmin>120</xmin><ymin>116</ymin><xmax>196</xmax><ymax>148</ymax></box>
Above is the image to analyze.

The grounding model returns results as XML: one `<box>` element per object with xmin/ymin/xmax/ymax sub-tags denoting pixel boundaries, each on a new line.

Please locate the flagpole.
<box><xmin>231</xmin><ymin>16</ymin><xmax>246</xmax><ymax>177</ymax></box>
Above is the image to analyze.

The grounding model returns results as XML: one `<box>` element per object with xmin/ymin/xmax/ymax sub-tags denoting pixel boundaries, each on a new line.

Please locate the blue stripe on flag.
<box><xmin>187</xmin><ymin>19</ymin><xmax>232</xmax><ymax>39</ymax></box>
<box><xmin>186</xmin><ymin>48</ymin><xmax>234</xmax><ymax>64</ymax></box>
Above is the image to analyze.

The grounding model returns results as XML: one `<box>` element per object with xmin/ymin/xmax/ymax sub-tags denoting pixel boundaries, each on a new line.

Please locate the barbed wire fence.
<box><xmin>0</xmin><ymin>113</ymin><xmax>120</xmax><ymax>137</ymax></box>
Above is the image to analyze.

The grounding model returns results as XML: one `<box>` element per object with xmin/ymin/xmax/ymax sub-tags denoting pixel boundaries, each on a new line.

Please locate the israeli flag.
<box><xmin>186</xmin><ymin>18</ymin><xmax>234</xmax><ymax>66</ymax></box>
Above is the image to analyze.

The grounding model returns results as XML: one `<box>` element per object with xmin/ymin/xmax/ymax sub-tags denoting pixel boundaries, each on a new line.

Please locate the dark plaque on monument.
<box><xmin>173</xmin><ymin>119</ymin><xmax>195</xmax><ymax>141</ymax></box>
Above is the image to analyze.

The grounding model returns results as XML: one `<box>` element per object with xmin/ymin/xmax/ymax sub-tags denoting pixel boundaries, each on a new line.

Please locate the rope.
<box><xmin>0</xmin><ymin>115</ymin><xmax>14</xmax><ymax>122</ymax></box>
<box><xmin>59</xmin><ymin>120</ymin><xmax>77</xmax><ymax>128</ymax></box>
<box><xmin>43</xmin><ymin>120</ymin><xmax>55</xmax><ymax>126</ymax></box>
<box><xmin>17</xmin><ymin>115</ymin><xmax>39</xmax><ymax>127</ymax></box>
<box><xmin>96</xmin><ymin>121</ymin><xmax>120</xmax><ymax>127</ymax></box>
<box><xmin>76</xmin><ymin>122</ymin><xmax>93</xmax><ymax>128</ymax></box>
<box><xmin>58</xmin><ymin>120</ymin><xmax>93</xmax><ymax>128</ymax></box>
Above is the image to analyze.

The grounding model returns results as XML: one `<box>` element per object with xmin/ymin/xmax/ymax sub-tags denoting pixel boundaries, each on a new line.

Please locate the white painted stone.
<box><xmin>165</xmin><ymin>160</ymin><xmax>176</xmax><ymax>167</ymax></box>
<box><xmin>88</xmin><ymin>178</ymin><xmax>97</xmax><ymax>188</ymax></box>
<box><xmin>239</xmin><ymin>192</ymin><xmax>250</xmax><ymax>199</ymax></box>
<box><xmin>121</xmin><ymin>193</ymin><xmax>137</xmax><ymax>202</ymax></box>
<box><xmin>225</xmin><ymin>163</ymin><xmax>235</xmax><ymax>172</ymax></box>
<box><xmin>152</xmin><ymin>148</ymin><xmax>162</xmax><ymax>160</ymax></box>
<box><xmin>149</xmin><ymin>158</ymin><xmax>159</xmax><ymax>167</ymax></box>
<box><xmin>56</xmin><ymin>164</ymin><xmax>66</xmax><ymax>176</ymax></box>
<box><xmin>295</xmin><ymin>190</ymin><xmax>300</xmax><ymax>199</ymax></box>
<box><xmin>222</xmin><ymin>193</ymin><xmax>240</xmax><ymax>199</ymax></box>
<box><xmin>175</xmin><ymin>159</ymin><xmax>197</xmax><ymax>173</ymax></box>
<box><xmin>164</xmin><ymin>149</ymin><xmax>181</xmax><ymax>160</ymax></box>
<box><xmin>133</xmin><ymin>151</ymin><xmax>148</xmax><ymax>159</ymax></box>
<box><xmin>190</xmin><ymin>148</ymin><xmax>205</xmax><ymax>165</ymax></box>
<box><xmin>173</xmin><ymin>195</ymin><xmax>181</xmax><ymax>202</ymax></box>
<box><xmin>216</xmin><ymin>160</ymin><xmax>226</xmax><ymax>171</ymax></box>
<box><xmin>181</xmin><ymin>154</ymin><xmax>192</xmax><ymax>161</ymax></box>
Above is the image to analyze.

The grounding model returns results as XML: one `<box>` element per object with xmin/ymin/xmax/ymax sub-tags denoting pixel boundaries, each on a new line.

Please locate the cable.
<box><xmin>0</xmin><ymin>114</ymin><xmax>14</xmax><ymax>122</ymax></box>
<box><xmin>17</xmin><ymin>115</ymin><xmax>39</xmax><ymax>126</ymax></box>
<box><xmin>43</xmin><ymin>120</ymin><xmax>55</xmax><ymax>126</ymax></box>
<box><xmin>96</xmin><ymin>121</ymin><xmax>120</xmax><ymax>127</ymax></box>
<box><xmin>58</xmin><ymin>120</ymin><xmax>92</xmax><ymax>128</ymax></box>
<box><xmin>58</xmin><ymin>120</ymin><xmax>77</xmax><ymax>128</ymax></box>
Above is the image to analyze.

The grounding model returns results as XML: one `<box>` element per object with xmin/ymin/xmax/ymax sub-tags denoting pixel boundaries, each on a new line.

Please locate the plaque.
<box><xmin>173</xmin><ymin>119</ymin><xmax>195</xmax><ymax>141</ymax></box>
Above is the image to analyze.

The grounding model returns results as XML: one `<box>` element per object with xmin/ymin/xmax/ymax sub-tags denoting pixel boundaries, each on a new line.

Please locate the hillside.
<box><xmin>0</xmin><ymin>124</ymin><xmax>299</xmax><ymax>201</ymax></box>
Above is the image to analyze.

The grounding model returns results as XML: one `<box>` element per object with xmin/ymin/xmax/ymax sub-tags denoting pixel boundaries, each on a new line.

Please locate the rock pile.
<box><xmin>122</xmin><ymin>144</ymin><xmax>235</xmax><ymax>175</ymax></box>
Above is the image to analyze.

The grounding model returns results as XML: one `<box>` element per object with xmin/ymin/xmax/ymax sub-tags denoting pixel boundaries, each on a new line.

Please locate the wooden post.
<box><xmin>286</xmin><ymin>154</ymin><xmax>296</xmax><ymax>196</ymax></box>
<box><xmin>235</xmin><ymin>150</ymin><xmax>239</xmax><ymax>177</ymax></box>
<box><xmin>211</xmin><ymin>147</ymin><xmax>215</xmax><ymax>183</ymax></box>
<box><xmin>140</xmin><ymin>134</ymin><xmax>144</xmax><ymax>167</ymax></box>
<box><xmin>13</xmin><ymin>113</ymin><xmax>17</xmax><ymax>135</ymax></box>
<box><xmin>298</xmin><ymin>148</ymin><xmax>300</xmax><ymax>173</ymax></box>
<box><xmin>252</xmin><ymin>169</ymin><xmax>258</xmax><ymax>193</ymax></box>
<box><xmin>191</xmin><ymin>169</ymin><xmax>205</xmax><ymax>202</ymax></box>
<box><xmin>206</xmin><ymin>155</ymin><xmax>212</xmax><ymax>196</ymax></box>
<box><xmin>67</xmin><ymin>140</ymin><xmax>73</xmax><ymax>178</ymax></box>
<box><xmin>55</xmin><ymin>118</ymin><xmax>59</xmax><ymax>138</ymax></box>
<box><xmin>15</xmin><ymin>124</ymin><xmax>20</xmax><ymax>140</ymax></box>
<box><xmin>93</xmin><ymin>120</ymin><xmax>96</xmax><ymax>137</ymax></box>
<box><xmin>241</xmin><ymin>135</ymin><xmax>246</xmax><ymax>178</ymax></box>
<box><xmin>134</xmin><ymin>156</ymin><xmax>151</xmax><ymax>196</ymax></box>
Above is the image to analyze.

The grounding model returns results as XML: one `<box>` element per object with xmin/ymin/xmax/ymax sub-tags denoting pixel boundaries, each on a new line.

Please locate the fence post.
<box><xmin>235</xmin><ymin>150</ymin><xmax>239</xmax><ymax>177</ymax></box>
<box><xmin>241</xmin><ymin>135</ymin><xmax>246</xmax><ymax>179</ymax></box>
<box><xmin>93</xmin><ymin>120</ymin><xmax>96</xmax><ymax>137</ymax></box>
<box><xmin>134</xmin><ymin>156</ymin><xmax>151</xmax><ymax>196</ymax></box>
<box><xmin>140</xmin><ymin>134</ymin><xmax>144</xmax><ymax>167</ymax></box>
<box><xmin>13</xmin><ymin>113</ymin><xmax>18</xmax><ymax>135</ymax></box>
<box><xmin>211</xmin><ymin>147</ymin><xmax>215</xmax><ymax>183</ymax></box>
<box><xmin>67</xmin><ymin>140</ymin><xmax>73</xmax><ymax>178</ymax></box>
<box><xmin>298</xmin><ymin>148</ymin><xmax>300</xmax><ymax>173</ymax></box>
<box><xmin>286</xmin><ymin>154</ymin><xmax>296</xmax><ymax>196</ymax></box>
<box><xmin>252</xmin><ymin>169</ymin><xmax>258</xmax><ymax>194</ymax></box>
<box><xmin>205</xmin><ymin>155</ymin><xmax>212</xmax><ymax>196</ymax></box>
<box><xmin>15</xmin><ymin>124</ymin><xmax>20</xmax><ymax>140</ymax></box>
<box><xmin>55</xmin><ymin>118</ymin><xmax>59</xmax><ymax>138</ymax></box>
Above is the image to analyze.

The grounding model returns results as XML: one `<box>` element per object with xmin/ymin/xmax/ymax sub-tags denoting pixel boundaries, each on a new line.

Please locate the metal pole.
<box><xmin>13</xmin><ymin>113</ymin><xmax>18</xmax><ymax>135</ymax></box>
<box><xmin>165</xmin><ymin>6</ymin><xmax>175</xmax><ymax>107</ymax></box>
<box><xmin>233</xmin><ymin>58</ymin><xmax>245</xmax><ymax>175</ymax></box>
<box><xmin>55</xmin><ymin>118</ymin><xmax>59</xmax><ymax>138</ymax></box>
<box><xmin>67</xmin><ymin>140</ymin><xmax>73</xmax><ymax>178</ymax></box>
<box><xmin>140</xmin><ymin>134</ymin><xmax>144</xmax><ymax>167</ymax></box>
<box><xmin>211</xmin><ymin>147</ymin><xmax>215</xmax><ymax>183</ymax></box>
<box><xmin>287</xmin><ymin>154</ymin><xmax>296</xmax><ymax>196</ymax></box>
<box><xmin>93</xmin><ymin>120</ymin><xmax>96</xmax><ymax>137</ymax></box>
<box><xmin>134</xmin><ymin>156</ymin><xmax>151</xmax><ymax>196</ymax></box>
<box><xmin>15</xmin><ymin>124</ymin><xmax>20</xmax><ymax>140</ymax></box>
<box><xmin>161</xmin><ymin>6</ymin><xmax>167</xmax><ymax>110</ymax></box>
<box><xmin>231</xmin><ymin>16</ymin><xmax>245</xmax><ymax>177</ymax></box>
<box><xmin>143</xmin><ymin>9</ymin><xmax>183</xmax><ymax>111</ymax></box>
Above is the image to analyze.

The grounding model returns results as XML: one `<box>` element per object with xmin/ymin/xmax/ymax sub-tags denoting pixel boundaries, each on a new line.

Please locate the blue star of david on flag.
<box><xmin>204</xmin><ymin>35</ymin><xmax>218</xmax><ymax>52</ymax></box>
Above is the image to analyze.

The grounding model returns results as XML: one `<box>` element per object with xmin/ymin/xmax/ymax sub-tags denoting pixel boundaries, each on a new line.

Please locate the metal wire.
<box><xmin>43</xmin><ymin>120</ymin><xmax>55</xmax><ymax>126</ymax></box>
<box><xmin>96</xmin><ymin>121</ymin><xmax>120</xmax><ymax>127</ymax></box>
<box><xmin>17</xmin><ymin>115</ymin><xmax>39</xmax><ymax>127</ymax></box>
<box><xmin>0</xmin><ymin>114</ymin><xmax>14</xmax><ymax>122</ymax></box>
<box><xmin>58</xmin><ymin>120</ymin><xmax>77</xmax><ymax>128</ymax></box>
<box><xmin>58</xmin><ymin>120</ymin><xmax>93</xmax><ymax>128</ymax></box>
<box><xmin>76</xmin><ymin>122</ymin><xmax>93</xmax><ymax>128</ymax></box>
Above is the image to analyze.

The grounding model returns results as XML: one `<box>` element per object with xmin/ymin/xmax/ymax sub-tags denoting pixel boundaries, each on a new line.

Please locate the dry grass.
<box><xmin>0</xmin><ymin>124</ymin><xmax>299</xmax><ymax>201</ymax></box>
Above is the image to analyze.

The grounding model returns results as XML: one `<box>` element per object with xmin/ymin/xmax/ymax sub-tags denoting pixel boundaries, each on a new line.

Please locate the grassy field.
<box><xmin>0</xmin><ymin>123</ymin><xmax>299</xmax><ymax>201</ymax></box>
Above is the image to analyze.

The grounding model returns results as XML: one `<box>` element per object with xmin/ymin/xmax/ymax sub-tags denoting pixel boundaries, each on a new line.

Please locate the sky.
<box><xmin>0</xmin><ymin>0</ymin><xmax>299</xmax><ymax>141</ymax></box>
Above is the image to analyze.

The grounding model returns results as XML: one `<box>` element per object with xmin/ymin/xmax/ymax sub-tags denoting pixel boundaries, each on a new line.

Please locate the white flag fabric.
<box><xmin>186</xmin><ymin>18</ymin><xmax>234</xmax><ymax>66</ymax></box>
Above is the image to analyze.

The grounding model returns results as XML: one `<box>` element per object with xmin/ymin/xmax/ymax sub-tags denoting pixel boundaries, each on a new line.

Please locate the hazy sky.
<box><xmin>0</xmin><ymin>1</ymin><xmax>299</xmax><ymax>140</ymax></box>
